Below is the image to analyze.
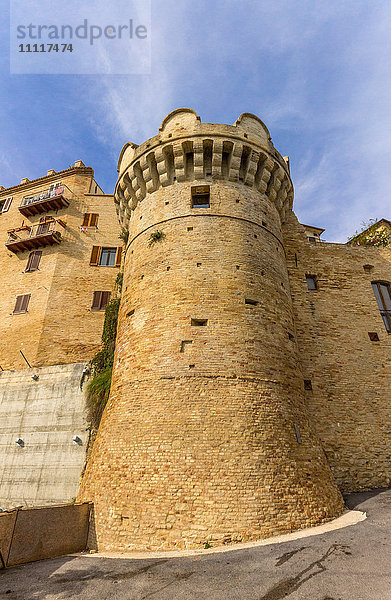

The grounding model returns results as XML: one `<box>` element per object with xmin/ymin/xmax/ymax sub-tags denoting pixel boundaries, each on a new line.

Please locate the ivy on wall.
<box><xmin>347</xmin><ymin>219</ymin><xmax>391</xmax><ymax>247</ymax></box>
<box><xmin>85</xmin><ymin>298</ymin><xmax>120</xmax><ymax>431</ymax></box>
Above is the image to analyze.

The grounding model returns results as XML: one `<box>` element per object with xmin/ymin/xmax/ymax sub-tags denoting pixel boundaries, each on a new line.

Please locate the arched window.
<box><xmin>372</xmin><ymin>281</ymin><xmax>391</xmax><ymax>332</ymax></box>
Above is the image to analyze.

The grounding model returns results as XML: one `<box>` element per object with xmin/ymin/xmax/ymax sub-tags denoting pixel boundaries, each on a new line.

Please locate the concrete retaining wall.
<box><xmin>0</xmin><ymin>363</ymin><xmax>88</xmax><ymax>509</ymax></box>
<box><xmin>0</xmin><ymin>503</ymin><xmax>90</xmax><ymax>567</ymax></box>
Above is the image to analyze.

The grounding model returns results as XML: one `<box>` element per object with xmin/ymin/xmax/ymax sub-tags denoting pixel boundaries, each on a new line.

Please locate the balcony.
<box><xmin>19</xmin><ymin>184</ymin><xmax>70</xmax><ymax>217</ymax></box>
<box><xmin>6</xmin><ymin>219</ymin><xmax>66</xmax><ymax>253</ymax></box>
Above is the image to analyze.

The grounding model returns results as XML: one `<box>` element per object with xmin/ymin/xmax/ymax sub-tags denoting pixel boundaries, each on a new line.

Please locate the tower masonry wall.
<box><xmin>283</xmin><ymin>213</ymin><xmax>391</xmax><ymax>492</ymax></box>
<box><xmin>79</xmin><ymin>110</ymin><xmax>344</xmax><ymax>551</ymax></box>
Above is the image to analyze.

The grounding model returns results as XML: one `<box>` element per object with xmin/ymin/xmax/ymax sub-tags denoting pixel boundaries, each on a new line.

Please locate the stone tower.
<box><xmin>79</xmin><ymin>109</ymin><xmax>343</xmax><ymax>550</ymax></box>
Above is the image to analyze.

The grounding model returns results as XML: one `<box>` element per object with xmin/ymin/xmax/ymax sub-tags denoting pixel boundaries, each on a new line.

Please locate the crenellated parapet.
<box><xmin>114</xmin><ymin>109</ymin><xmax>294</xmax><ymax>230</ymax></box>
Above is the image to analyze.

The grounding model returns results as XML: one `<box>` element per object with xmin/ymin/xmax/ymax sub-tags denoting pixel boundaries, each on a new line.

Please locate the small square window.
<box><xmin>363</xmin><ymin>264</ymin><xmax>374</xmax><ymax>273</ymax></box>
<box><xmin>368</xmin><ymin>332</ymin><xmax>380</xmax><ymax>342</ymax></box>
<box><xmin>306</xmin><ymin>275</ymin><xmax>318</xmax><ymax>290</ymax></box>
<box><xmin>304</xmin><ymin>379</ymin><xmax>313</xmax><ymax>390</ymax></box>
<box><xmin>180</xmin><ymin>340</ymin><xmax>192</xmax><ymax>353</ymax></box>
<box><xmin>191</xmin><ymin>185</ymin><xmax>210</xmax><ymax>208</ymax></box>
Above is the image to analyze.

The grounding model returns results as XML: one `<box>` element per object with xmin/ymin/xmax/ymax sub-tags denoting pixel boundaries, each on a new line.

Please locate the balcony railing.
<box><xmin>19</xmin><ymin>183</ymin><xmax>70</xmax><ymax>217</ymax></box>
<box><xmin>6</xmin><ymin>219</ymin><xmax>66</xmax><ymax>253</ymax></box>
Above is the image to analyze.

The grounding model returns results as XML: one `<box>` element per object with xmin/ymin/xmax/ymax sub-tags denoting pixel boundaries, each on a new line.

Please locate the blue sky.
<box><xmin>1</xmin><ymin>0</ymin><xmax>391</xmax><ymax>241</ymax></box>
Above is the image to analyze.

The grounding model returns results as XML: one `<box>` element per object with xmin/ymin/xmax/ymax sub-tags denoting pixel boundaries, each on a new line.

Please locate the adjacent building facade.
<box><xmin>0</xmin><ymin>162</ymin><xmax>121</xmax><ymax>508</ymax></box>
<box><xmin>0</xmin><ymin>161</ymin><xmax>121</xmax><ymax>370</ymax></box>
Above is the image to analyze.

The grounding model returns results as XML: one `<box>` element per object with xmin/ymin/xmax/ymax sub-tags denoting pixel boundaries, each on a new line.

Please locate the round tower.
<box><xmin>79</xmin><ymin>109</ymin><xmax>343</xmax><ymax>551</ymax></box>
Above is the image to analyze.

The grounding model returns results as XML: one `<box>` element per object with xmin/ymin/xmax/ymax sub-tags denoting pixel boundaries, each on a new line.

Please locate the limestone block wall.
<box><xmin>0</xmin><ymin>363</ymin><xmax>88</xmax><ymax>509</ymax></box>
<box><xmin>283</xmin><ymin>213</ymin><xmax>391</xmax><ymax>492</ymax></box>
<box><xmin>0</xmin><ymin>165</ymin><xmax>121</xmax><ymax>370</ymax></box>
<box><xmin>79</xmin><ymin>110</ymin><xmax>343</xmax><ymax>551</ymax></box>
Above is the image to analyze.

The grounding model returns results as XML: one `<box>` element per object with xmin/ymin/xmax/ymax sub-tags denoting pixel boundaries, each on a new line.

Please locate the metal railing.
<box><xmin>20</xmin><ymin>183</ymin><xmax>70</xmax><ymax>208</ymax></box>
<box><xmin>6</xmin><ymin>219</ymin><xmax>66</xmax><ymax>244</ymax></box>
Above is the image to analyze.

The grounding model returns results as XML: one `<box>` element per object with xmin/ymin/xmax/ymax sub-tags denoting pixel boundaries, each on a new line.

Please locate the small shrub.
<box><xmin>119</xmin><ymin>228</ymin><xmax>129</xmax><ymax>245</ymax></box>
<box><xmin>148</xmin><ymin>230</ymin><xmax>165</xmax><ymax>247</ymax></box>
<box><xmin>86</xmin><ymin>367</ymin><xmax>112</xmax><ymax>428</ymax></box>
<box><xmin>347</xmin><ymin>219</ymin><xmax>391</xmax><ymax>247</ymax></box>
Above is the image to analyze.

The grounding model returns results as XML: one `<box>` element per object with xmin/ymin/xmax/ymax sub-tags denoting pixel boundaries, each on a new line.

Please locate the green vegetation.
<box><xmin>119</xmin><ymin>228</ymin><xmax>129</xmax><ymax>245</ymax></box>
<box><xmin>85</xmin><ymin>298</ymin><xmax>120</xmax><ymax>430</ymax></box>
<box><xmin>347</xmin><ymin>219</ymin><xmax>391</xmax><ymax>247</ymax></box>
<box><xmin>115</xmin><ymin>271</ymin><xmax>124</xmax><ymax>293</ymax></box>
<box><xmin>148</xmin><ymin>229</ymin><xmax>165</xmax><ymax>247</ymax></box>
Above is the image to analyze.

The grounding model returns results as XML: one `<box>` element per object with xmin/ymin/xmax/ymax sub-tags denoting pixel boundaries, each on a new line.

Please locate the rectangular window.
<box><xmin>25</xmin><ymin>250</ymin><xmax>42</xmax><ymax>272</ymax></box>
<box><xmin>191</xmin><ymin>185</ymin><xmax>210</xmax><ymax>208</ymax></box>
<box><xmin>0</xmin><ymin>197</ymin><xmax>12</xmax><ymax>213</ymax></box>
<box><xmin>91</xmin><ymin>291</ymin><xmax>111</xmax><ymax>311</ymax></box>
<box><xmin>13</xmin><ymin>294</ymin><xmax>31</xmax><ymax>314</ymax></box>
<box><xmin>368</xmin><ymin>332</ymin><xmax>380</xmax><ymax>342</ymax></box>
<box><xmin>372</xmin><ymin>281</ymin><xmax>391</xmax><ymax>332</ymax></box>
<box><xmin>100</xmin><ymin>247</ymin><xmax>117</xmax><ymax>266</ymax></box>
<box><xmin>306</xmin><ymin>275</ymin><xmax>318</xmax><ymax>290</ymax></box>
<box><xmin>82</xmin><ymin>213</ymin><xmax>99</xmax><ymax>227</ymax></box>
<box><xmin>90</xmin><ymin>246</ymin><xmax>122</xmax><ymax>267</ymax></box>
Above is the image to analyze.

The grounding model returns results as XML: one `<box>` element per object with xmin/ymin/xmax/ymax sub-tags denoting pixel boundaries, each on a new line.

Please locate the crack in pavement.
<box><xmin>259</xmin><ymin>544</ymin><xmax>351</xmax><ymax>600</ymax></box>
<box><xmin>275</xmin><ymin>547</ymin><xmax>306</xmax><ymax>567</ymax></box>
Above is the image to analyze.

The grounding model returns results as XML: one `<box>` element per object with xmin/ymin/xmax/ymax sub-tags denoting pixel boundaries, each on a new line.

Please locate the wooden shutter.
<box><xmin>101</xmin><ymin>291</ymin><xmax>111</xmax><ymax>309</ymax></box>
<box><xmin>91</xmin><ymin>291</ymin><xmax>102</xmax><ymax>310</ymax></box>
<box><xmin>14</xmin><ymin>295</ymin><xmax>23</xmax><ymax>313</ymax></box>
<box><xmin>90</xmin><ymin>213</ymin><xmax>99</xmax><ymax>227</ymax></box>
<box><xmin>14</xmin><ymin>294</ymin><xmax>30</xmax><ymax>314</ymax></box>
<box><xmin>25</xmin><ymin>252</ymin><xmax>34</xmax><ymax>272</ymax></box>
<box><xmin>115</xmin><ymin>247</ymin><xmax>123</xmax><ymax>267</ymax></box>
<box><xmin>2</xmin><ymin>197</ymin><xmax>12</xmax><ymax>212</ymax></box>
<box><xmin>26</xmin><ymin>251</ymin><xmax>42</xmax><ymax>272</ymax></box>
<box><xmin>31</xmin><ymin>251</ymin><xmax>42</xmax><ymax>271</ymax></box>
<box><xmin>90</xmin><ymin>246</ymin><xmax>101</xmax><ymax>266</ymax></box>
<box><xmin>82</xmin><ymin>213</ymin><xmax>99</xmax><ymax>227</ymax></box>
<box><xmin>21</xmin><ymin>294</ymin><xmax>31</xmax><ymax>312</ymax></box>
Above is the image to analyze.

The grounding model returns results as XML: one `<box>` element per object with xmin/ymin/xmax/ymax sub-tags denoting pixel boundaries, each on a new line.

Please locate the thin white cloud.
<box><xmin>75</xmin><ymin>0</ymin><xmax>391</xmax><ymax>242</ymax></box>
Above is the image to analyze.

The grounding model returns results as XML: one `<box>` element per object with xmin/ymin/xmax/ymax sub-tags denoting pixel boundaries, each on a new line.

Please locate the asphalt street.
<box><xmin>1</xmin><ymin>489</ymin><xmax>391</xmax><ymax>600</ymax></box>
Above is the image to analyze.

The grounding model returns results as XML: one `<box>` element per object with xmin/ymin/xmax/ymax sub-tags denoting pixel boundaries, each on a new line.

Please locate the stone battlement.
<box><xmin>115</xmin><ymin>109</ymin><xmax>293</xmax><ymax>230</ymax></box>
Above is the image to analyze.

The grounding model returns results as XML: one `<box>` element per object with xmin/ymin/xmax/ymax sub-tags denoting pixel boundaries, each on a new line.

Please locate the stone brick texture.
<box><xmin>283</xmin><ymin>212</ymin><xmax>391</xmax><ymax>493</ymax></box>
<box><xmin>0</xmin><ymin>166</ymin><xmax>121</xmax><ymax>370</ymax></box>
<box><xmin>79</xmin><ymin>110</ymin><xmax>345</xmax><ymax>551</ymax></box>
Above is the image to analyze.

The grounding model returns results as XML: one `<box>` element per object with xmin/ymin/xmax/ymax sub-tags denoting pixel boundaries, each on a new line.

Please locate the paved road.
<box><xmin>1</xmin><ymin>489</ymin><xmax>391</xmax><ymax>600</ymax></box>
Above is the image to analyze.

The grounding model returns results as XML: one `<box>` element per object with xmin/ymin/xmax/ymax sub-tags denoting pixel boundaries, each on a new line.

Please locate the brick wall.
<box><xmin>0</xmin><ymin>166</ymin><xmax>121</xmax><ymax>370</ymax></box>
<box><xmin>283</xmin><ymin>212</ymin><xmax>391</xmax><ymax>492</ymax></box>
<box><xmin>79</xmin><ymin>110</ymin><xmax>344</xmax><ymax>551</ymax></box>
